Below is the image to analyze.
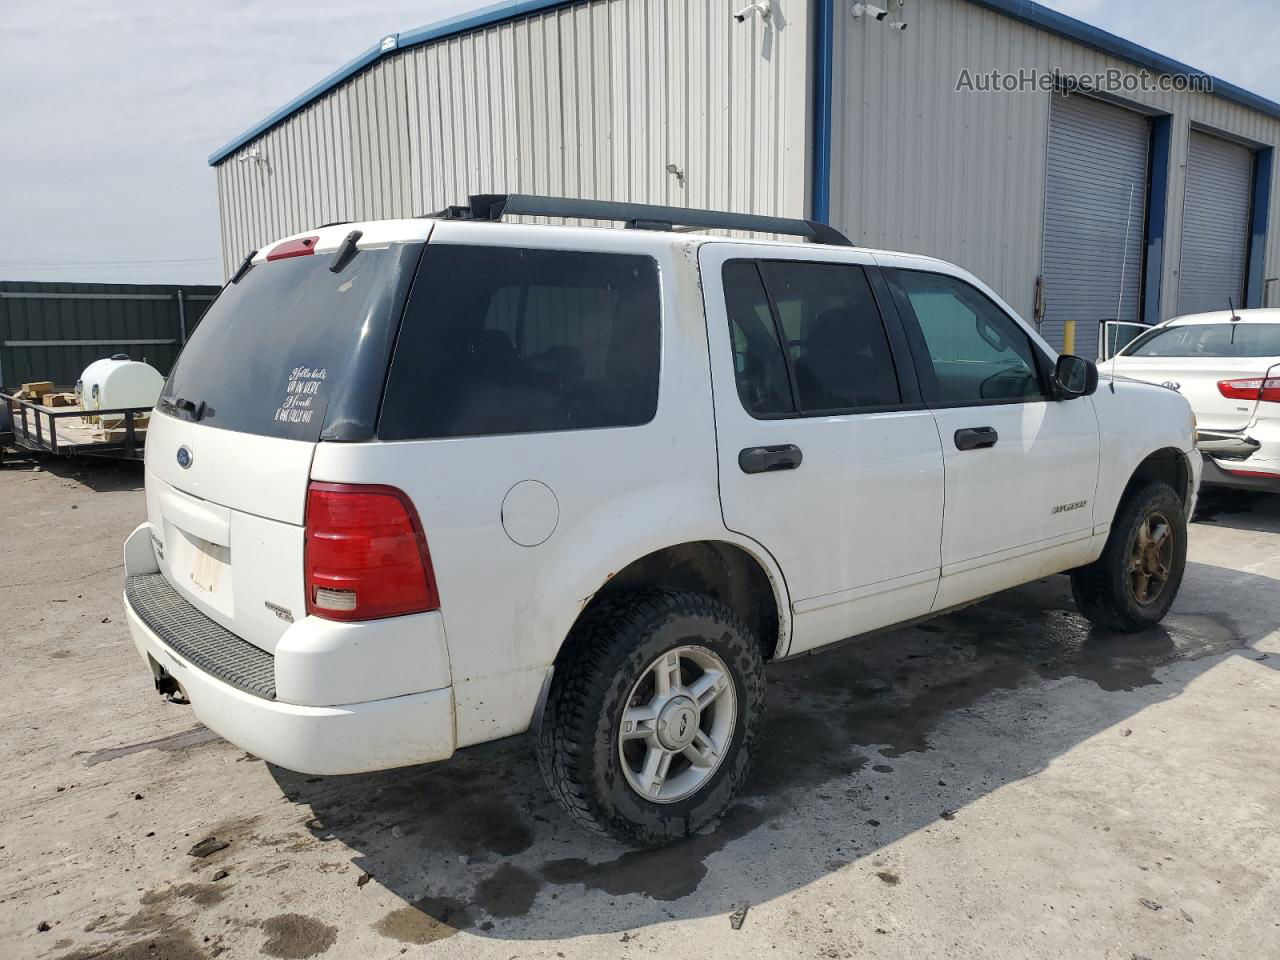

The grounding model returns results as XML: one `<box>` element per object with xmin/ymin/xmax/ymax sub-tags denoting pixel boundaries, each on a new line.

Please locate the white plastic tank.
<box><xmin>75</xmin><ymin>355</ymin><xmax>164</xmax><ymax>411</ymax></box>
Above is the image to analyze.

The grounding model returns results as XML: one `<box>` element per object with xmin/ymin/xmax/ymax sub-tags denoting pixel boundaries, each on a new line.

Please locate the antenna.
<box><xmin>1108</xmin><ymin>182</ymin><xmax>1137</xmax><ymax>393</ymax></box>
<box><xmin>1115</xmin><ymin>183</ymin><xmax>1136</xmax><ymax>322</ymax></box>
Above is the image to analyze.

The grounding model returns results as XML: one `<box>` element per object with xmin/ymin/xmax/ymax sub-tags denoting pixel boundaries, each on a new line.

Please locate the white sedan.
<box><xmin>1104</xmin><ymin>309</ymin><xmax>1280</xmax><ymax>491</ymax></box>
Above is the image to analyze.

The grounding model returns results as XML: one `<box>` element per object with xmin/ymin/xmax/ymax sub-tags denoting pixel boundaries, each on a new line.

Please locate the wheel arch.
<box><xmin>559</xmin><ymin>540</ymin><xmax>790</xmax><ymax>666</ymax></box>
<box><xmin>1120</xmin><ymin>447</ymin><xmax>1194</xmax><ymax>513</ymax></box>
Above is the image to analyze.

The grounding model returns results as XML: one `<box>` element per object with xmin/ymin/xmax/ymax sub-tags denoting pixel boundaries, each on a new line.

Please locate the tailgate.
<box><xmin>145</xmin><ymin>412</ymin><xmax>313</xmax><ymax>654</ymax></box>
<box><xmin>136</xmin><ymin>230</ymin><xmax>426</xmax><ymax>655</ymax></box>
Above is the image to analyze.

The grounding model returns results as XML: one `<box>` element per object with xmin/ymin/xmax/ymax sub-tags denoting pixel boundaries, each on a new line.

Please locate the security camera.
<box><xmin>852</xmin><ymin>3</ymin><xmax>889</xmax><ymax>19</ymax></box>
<box><xmin>733</xmin><ymin>2</ymin><xmax>771</xmax><ymax>23</ymax></box>
<box><xmin>852</xmin><ymin>1</ymin><xmax>908</xmax><ymax>28</ymax></box>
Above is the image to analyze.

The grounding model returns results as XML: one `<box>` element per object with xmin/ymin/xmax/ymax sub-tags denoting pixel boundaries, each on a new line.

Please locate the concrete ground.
<box><xmin>1</xmin><ymin>452</ymin><xmax>1278</xmax><ymax>960</ymax></box>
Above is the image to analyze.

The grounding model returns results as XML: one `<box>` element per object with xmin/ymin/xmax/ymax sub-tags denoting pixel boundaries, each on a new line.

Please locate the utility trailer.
<box><xmin>0</xmin><ymin>391</ymin><xmax>149</xmax><ymax>464</ymax></box>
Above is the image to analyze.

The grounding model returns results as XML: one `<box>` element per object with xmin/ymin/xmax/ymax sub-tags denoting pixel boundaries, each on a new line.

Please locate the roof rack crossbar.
<box><xmin>430</xmin><ymin>194</ymin><xmax>852</xmax><ymax>246</ymax></box>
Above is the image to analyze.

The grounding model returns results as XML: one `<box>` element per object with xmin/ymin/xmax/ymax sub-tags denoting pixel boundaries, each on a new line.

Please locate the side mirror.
<box><xmin>1054</xmin><ymin>354</ymin><xmax>1098</xmax><ymax>398</ymax></box>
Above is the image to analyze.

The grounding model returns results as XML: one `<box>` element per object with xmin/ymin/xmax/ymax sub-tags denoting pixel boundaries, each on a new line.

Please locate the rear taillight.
<box><xmin>1218</xmin><ymin>377</ymin><xmax>1280</xmax><ymax>403</ymax></box>
<box><xmin>304</xmin><ymin>482</ymin><xmax>439</xmax><ymax>621</ymax></box>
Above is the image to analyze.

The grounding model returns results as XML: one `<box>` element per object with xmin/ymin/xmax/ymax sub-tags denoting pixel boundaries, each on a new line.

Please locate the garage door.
<box><xmin>1042</xmin><ymin>94</ymin><xmax>1150</xmax><ymax>359</ymax></box>
<box><xmin>1177</xmin><ymin>131</ymin><xmax>1255</xmax><ymax>315</ymax></box>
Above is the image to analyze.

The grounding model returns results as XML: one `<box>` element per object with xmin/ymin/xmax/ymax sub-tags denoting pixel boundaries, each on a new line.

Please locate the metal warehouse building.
<box><xmin>209</xmin><ymin>0</ymin><xmax>1280</xmax><ymax>358</ymax></box>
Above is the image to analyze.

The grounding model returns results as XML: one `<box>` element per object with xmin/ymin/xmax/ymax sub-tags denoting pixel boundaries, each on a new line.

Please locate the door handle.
<box><xmin>954</xmin><ymin>426</ymin><xmax>998</xmax><ymax>451</ymax></box>
<box><xmin>739</xmin><ymin>444</ymin><xmax>803</xmax><ymax>474</ymax></box>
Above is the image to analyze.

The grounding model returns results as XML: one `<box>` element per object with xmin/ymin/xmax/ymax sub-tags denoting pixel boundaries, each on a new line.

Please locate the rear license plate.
<box><xmin>188</xmin><ymin>538</ymin><xmax>230</xmax><ymax>594</ymax></box>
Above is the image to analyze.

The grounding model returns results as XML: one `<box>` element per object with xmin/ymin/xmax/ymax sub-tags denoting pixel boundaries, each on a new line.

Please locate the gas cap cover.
<box><xmin>501</xmin><ymin>480</ymin><xmax>559</xmax><ymax>547</ymax></box>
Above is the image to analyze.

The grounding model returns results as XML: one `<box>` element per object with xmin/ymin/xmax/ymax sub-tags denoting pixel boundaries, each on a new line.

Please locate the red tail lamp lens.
<box><xmin>304</xmin><ymin>482</ymin><xmax>439</xmax><ymax>621</ymax></box>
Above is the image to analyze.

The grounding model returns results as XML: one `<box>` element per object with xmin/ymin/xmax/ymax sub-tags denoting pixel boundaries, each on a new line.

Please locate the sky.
<box><xmin>2</xmin><ymin>0</ymin><xmax>1278</xmax><ymax>286</ymax></box>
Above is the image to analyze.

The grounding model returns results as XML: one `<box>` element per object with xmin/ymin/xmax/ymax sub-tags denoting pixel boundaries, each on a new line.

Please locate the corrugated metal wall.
<box><xmin>0</xmin><ymin>282</ymin><xmax>219</xmax><ymax>389</ymax></box>
<box><xmin>830</xmin><ymin>0</ymin><xmax>1280</xmax><ymax>329</ymax></box>
<box><xmin>215</xmin><ymin>0</ymin><xmax>812</xmax><ymax>277</ymax></box>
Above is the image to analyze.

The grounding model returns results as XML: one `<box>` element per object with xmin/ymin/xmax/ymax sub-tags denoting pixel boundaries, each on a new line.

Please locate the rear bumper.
<box><xmin>121</xmin><ymin>522</ymin><xmax>456</xmax><ymax>775</ymax></box>
<box><xmin>1197</xmin><ymin>418</ymin><xmax>1280</xmax><ymax>492</ymax></box>
<box><xmin>1201</xmin><ymin>453</ymin><xmax>1280</xmax><ymax>492</ymax></box>
<box><xmin>124</xmin><ymin>600</ymin><xmax>456</xmax><ymax>774</ymax></box>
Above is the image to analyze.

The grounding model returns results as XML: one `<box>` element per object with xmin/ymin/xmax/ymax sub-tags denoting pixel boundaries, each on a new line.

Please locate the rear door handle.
<box><xmin>739</xmin><ymin>444</ymin><xmax>803</xmax><ymax>474</ymax></box>
<box><xmin>954</xmin><ymin>426</ymin><xmax>998</xmax><ymax>451</ymax></box>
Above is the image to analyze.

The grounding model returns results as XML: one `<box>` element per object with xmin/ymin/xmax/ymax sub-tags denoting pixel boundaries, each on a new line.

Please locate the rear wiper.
<box><xmin>170</xmin><ymin>397</ymin><xmax>207</xmax><ymax>422</ymax></box>
<box><xmin>230</xmin><ymin>249</ymin><xmax>257</xmax><ymax>284</ymax></box>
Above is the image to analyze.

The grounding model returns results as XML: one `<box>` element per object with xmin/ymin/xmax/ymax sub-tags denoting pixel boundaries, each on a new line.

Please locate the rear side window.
<box><xmin>723</xmin><ymin>261</ymin><xmax>793</xmax><ymax>415</ymax></box>
<box><xmin>1123</xmin><ymin>322</ymin><xmax>1280</xmax><ymax>357</ymax></box>
<box><xmin>380</xmin><ymin>245</ymin><xmax>660</xmax><ymax>440</ymax></box>
<box><xmin>721</xmin><ymin>259</ymin><xmax>901</xmax><ymax>417</ymax></box>
<box><xmin>159</xmin><ymin>244</ymin><xmax>421</xmax><ymax>442</ymax></box>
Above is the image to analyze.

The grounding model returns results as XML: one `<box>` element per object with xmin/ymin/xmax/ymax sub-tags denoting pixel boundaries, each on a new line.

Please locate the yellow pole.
<box><xmin>1062</xmin><ymin>319</ymin><xmax>1076</xmax><ymax>355</ymax></box>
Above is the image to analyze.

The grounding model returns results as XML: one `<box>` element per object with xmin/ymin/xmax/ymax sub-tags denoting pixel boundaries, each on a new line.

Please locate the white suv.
<box><xmin>123</xmin><ymin>195</ymin><xmax>1200</xmax><ymax>847</ymax></box>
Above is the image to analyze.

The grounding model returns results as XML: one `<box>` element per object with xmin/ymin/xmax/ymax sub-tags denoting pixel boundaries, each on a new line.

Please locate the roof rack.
<box><xmin>428</xmin><ymin>193</ymin><xmax>853</xmax><ymax>246</ymax></box>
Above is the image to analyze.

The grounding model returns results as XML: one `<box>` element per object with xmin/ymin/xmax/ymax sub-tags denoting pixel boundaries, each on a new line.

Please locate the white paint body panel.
<box><xmin>699</xmin><ymin>242</ymin><xmax>945</xmax><ymax>654</ymax></box>
<box><xmin>308</xmin><ymin>220</ymin><xmax>787</xmax><ymax>748</ymax></box>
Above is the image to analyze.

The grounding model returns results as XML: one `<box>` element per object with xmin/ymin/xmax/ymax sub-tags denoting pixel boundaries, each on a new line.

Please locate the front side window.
<box><xmin>380</xmin><ymin>245</ymin><xmax>660</xmax><ymax>440</ymax></box>
<box><xmin>721</xmin><ymin>259</ymin><xmax>902</xmax><ymax>417</ymax></box>
<box><xmin>1123</xmin><ymin>322</ymin><xmax>1280</xmax><ymax>358</ymax></box>
<box><xmin>892</xmin><ymin>270</ymin><xmax>1046</xmax><ymax>404</ymax></box>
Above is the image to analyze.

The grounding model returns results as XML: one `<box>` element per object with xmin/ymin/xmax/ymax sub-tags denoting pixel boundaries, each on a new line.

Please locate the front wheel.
<box><xmin>1070</xmin><ymin>480</ymin><xmax>1188</xmax><ymax>631</ymax></box>
<box><xmin>535</xmin><ymin>589</ymin><xmax>765</xmax><ymax>847</ymax></box>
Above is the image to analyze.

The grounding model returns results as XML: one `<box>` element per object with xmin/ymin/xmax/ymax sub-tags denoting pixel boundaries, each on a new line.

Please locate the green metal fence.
<box><xmin>0</xmin><ymin>281</ymin><xmax>222</xmax><ymax>389</ymax></box>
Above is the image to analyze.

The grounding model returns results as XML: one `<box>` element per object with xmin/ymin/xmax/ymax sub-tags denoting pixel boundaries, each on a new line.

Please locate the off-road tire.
<box><xmin>1070</xmin><ymin>480</ymin><xmax>1188</xmax><ymax>632</ymax></box>
<box><xmin>535</xmin><ymin>588</ymin><xmax>766</xmax><ymax>847</ymax></box>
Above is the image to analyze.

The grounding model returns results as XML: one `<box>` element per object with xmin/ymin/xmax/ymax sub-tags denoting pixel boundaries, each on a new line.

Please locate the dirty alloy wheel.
<box><xmin>535</xmin><ymin>589</ymin><xmax>766</xmax><ymax>848</ymax></box>
<box><xmin>1127</xmin><ymin>510</ymin><xmax>1176</xmax><ymax>606</ymax></box>
<box><xmin>1070</xmin><ymin>480</ymin><xmax>1188</xmax><ymax>632</ymax></box>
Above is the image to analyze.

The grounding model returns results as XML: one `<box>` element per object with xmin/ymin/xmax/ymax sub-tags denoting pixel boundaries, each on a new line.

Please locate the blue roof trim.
<box><xmin>968</xmin><ymin>0</ymin><xmax>1280</xmax><ymax>121</ymax></box>
<box><xmin>210</xmin><ymin>0</ymin><xmax>1280</xmax><ymax>166</ymax></box>
<box><xmin>207</xmin><ymin>0</ymin><xmax>584</xmax><ymax>165</ymax></box>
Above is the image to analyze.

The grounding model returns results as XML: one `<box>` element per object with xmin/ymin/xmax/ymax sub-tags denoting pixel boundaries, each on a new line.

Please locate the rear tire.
<box><xmin>535</xmin><ymin>589</ymin><xmax>765</xmax><ymax>848</ymax></box>
<box><xmin>1070</xmin><ymin>480</ymin><xmax>1187</xmax><ymax>632</ymax></box>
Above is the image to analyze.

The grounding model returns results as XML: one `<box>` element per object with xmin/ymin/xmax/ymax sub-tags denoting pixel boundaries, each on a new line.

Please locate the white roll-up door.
<box><xmin>1042</xmin><ymin>94</ymin><xmax>1150</xmax><ymax>359</ymax></box>
<box><xmin>1177</xmin><ymin>131</ymin><xmax>1255</xmax><ymax>315</ymax></box>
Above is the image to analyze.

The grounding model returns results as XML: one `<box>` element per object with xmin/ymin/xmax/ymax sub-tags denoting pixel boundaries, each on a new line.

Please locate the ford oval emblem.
<box><xmin>1161</xmin><ymin>380</ymin><xmax>1181</xmax><ymax>391</ymax></box>
<box><xmin>176</xmin><ymin>446</ymin><xmax>193</xmax><ymax>469</ymax></box>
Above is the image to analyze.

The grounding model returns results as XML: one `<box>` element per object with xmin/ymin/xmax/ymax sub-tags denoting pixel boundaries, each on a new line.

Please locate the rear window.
<box><xmin>1123</xmin><ymin>322</ymin><xmax>1280</xmax><ymax>358</ymax></box>
<box><xmin>158</xmin><ymin>243</ymin><xmax>422</xmax><ymax>442</ymax></box>
<box><xmin>379</xmin><ymin>245</ymin><xmax>661</xmax><ymax>440</ymax></box>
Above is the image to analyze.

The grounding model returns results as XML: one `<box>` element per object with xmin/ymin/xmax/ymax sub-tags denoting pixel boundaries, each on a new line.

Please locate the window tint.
<box><xmin>158</xmin><ymin>244</ymin><xmax>421</xmax><ymax>442</ymax></box>
<box><xmin>893</xmin><ymin>270</ymin><xmax>1045</xmax><ymax>404</ymax></box>
<box><xmin>722</xmin><ymin>261</ymin><xmax>793</xmax><ymax>415</ymax></box>
<box><xmin>730</xmin><ymin>260</ymin><xmax>901</xmax><ymax>414</ymax></box>
<box><xmin>380</xmin><ymin>245</ymin><xmax>660</xmax><ymax>440</ymax></box>
<box><xmin>1123</xmin><ymin>322</ymin><xmax>1280</xmax><ymax>358</ymax></box>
